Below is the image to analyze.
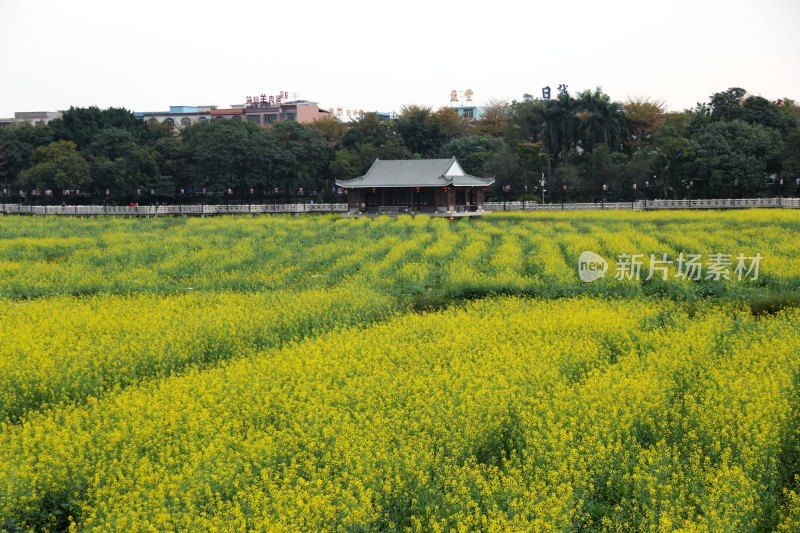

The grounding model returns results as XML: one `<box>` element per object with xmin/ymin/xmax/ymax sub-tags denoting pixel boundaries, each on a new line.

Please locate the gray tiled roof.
<box><xmin>336</xmin><ymin>158</ymin><xmax>494</xmax><ymax>188</ymax></box>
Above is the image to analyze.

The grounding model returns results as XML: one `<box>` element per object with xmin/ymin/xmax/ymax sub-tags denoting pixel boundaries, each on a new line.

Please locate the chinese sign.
<box><xmin>450</xmin><ymin>89</ymin><xmax>474</xmax><ymax>104</ymax></box>
<box><xmin>578</xmin><ymin>251</ymin><xmax>762</xmax><ymax>283</ymax></box>
<box><xmin>541</xmin><ymin>84</ymin><xmax>569</xmax><ymax>100</ymax></box>
<box><xmin>330</xmin><ymin>109</ymin><xmax>366</xmax><ymax>120</ymax></box>
<box><xmin>245</xmin><ymin>91</ymin><xmax>290</xmax><ymax>108</ymax></box>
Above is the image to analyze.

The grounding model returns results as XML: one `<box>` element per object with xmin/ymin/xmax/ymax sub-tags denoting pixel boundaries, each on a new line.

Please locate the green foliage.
<box><xmin>329</xmin><ymin>149</ymin><xmax>357</xmax><ymax>181</ymax></box>
<box><xmin>18</xmin><ymin>140</ymin><xmax>91</xmax><ymax>191</ymax></box>
<box><xmin>781</xmin><ymin>128</ymin><xmax>800</xmax><ymax>178</ymax></box>
<box><xmin>395</xmin><ymin>105</ymin><xmax>448</xmax><ymax>157</ymax></box>
<box><xmin>1</xmin><ymin>85</ymin><xmax>798</xmax><ymax>202</ymax></box>
<box><xmin>264</xmin><ymin>120</ymin><xmax>331</xmax><ymax>195</ymax></box>
<box><xmin>686</xmin><ymin>120</ymin><xmax>782</xmax><ymax>195</ymax></box>
<box><xmin>183</xmin><ymin>119</ymin><xmax>261</xmax><ymax>192</ymax></box>
<box><xmin>439</xmin><ymin>134</ymin><xmax>507</xmax><ymax>176</ymax></box>
<box><xmin>341</xmin><ymin>112</ymin><xmax>392</xmax><ymax>149</ymax></box>
<box><xmin>575</xmin><ymin>88</ymin><xmax>628</xmax><ymax>152</ymax></box>
<box><xmin>85</xmin><ymin>128</ymin><xmax>159</xmax><ymax>196</ymax></box>
<box><xmin>624</xmin><ymin>97</ymin><xmax>666</xmax><ymax>151</ymax></box>
<box><xmin>709</xmin><ymin>87</ymin><xmax>748</xmax><ymax>122</ymax></box>
<box><xmin>0</xmin><ymin>123</ymin><xmax>55</xmax><ymax>181</ymax></box>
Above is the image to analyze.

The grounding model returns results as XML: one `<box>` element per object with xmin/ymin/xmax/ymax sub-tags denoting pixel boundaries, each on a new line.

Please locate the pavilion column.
<box><xmin>477</xmin><ymin>188</ymin><xmax>484</xmax><ymax>210</ymax></box>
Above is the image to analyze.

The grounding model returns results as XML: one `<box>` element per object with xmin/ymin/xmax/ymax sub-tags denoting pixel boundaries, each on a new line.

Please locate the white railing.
<box><xmin>1</xmin><ymin>199</ymin><xmax>798</xmax><ymax>216</ymax></box>
<box><xmin>484</xmin><ymin>197</ymin><xmax>800</xmax><ymax>212</ymax></box>
<box><xmin>484</xmin><ymin>201</ymin><xmax>644</xmax><ymax>211</ymax></box>
<box><xmin>0</xmin><ymin>203</ymin><xmax>349</xmax><ymax>216</ymax></box>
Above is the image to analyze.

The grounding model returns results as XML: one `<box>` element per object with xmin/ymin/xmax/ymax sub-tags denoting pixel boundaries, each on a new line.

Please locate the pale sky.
<box><xmin>1</xmin><ymin>0</ymin><xmax>798</xmax><ymax>118</ymax></box>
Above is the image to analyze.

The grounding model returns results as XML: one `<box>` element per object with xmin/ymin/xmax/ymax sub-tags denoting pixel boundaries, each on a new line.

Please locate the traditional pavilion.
<box><xmin>336</xmin><ymin>158</ymin><xmax>494</xmax><ymax>215</ymax></box>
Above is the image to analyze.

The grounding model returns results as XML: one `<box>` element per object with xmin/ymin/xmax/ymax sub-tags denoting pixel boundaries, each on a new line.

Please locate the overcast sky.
<box><xmin>1</xmin><ymin>0</ymin><xmax>798</xmax><ymax>118</ymax></box>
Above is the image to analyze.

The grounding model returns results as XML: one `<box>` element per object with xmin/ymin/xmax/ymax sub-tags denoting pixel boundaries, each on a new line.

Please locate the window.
<box><xmin>265</xmin><ymin>115</ymin><xmax>276</xmax><ymax>124</ymax></box>
<box><xmin>283</xmin><ymin>113</ymin><xmax>297</xmax><ymax>122</ymax></box>
<box><xmin>247</xmin><ymin>115</ymin><xmax>261</xmax><ymax>124</ymax></box>
<box><xmin>417</xmin><ymin>190</ymin><xmax>434</xmax><ymax>206</ymax></box>
<box><xmin>388</xmin><ymin>190</ymin><xmax>411</xmax><ymax>206</ymax></box>
<box><xmin>180</xmin><ymin>117</ymin><xmax>191</xmax><ymax>127</ymax></box>
<box><xmin>462</xmin><ymin>108</ymin><xmax>474</xmax><ymax>119</ymax></box>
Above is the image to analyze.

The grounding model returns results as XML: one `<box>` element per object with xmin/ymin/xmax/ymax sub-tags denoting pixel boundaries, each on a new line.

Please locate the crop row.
<box><xmin>2</xmin><ymin>297</ymin><xmax>800</xmax><ymax>530</ymax></box>
<box><xmin>0</xmin><ymin>210</ymin><xmax>798</xmax><ymax>300</ymax></box>
<box><xmin>0</xmin><ymin>288</ymin><xmax>395</xmax><ymax>424</ymax></box>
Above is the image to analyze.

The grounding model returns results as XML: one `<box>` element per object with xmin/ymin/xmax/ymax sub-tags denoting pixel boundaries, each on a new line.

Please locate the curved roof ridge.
<box><xmin>336</xmin><ymin>158</ymin><xmax>494</xmax><ymax>188</ymax></box>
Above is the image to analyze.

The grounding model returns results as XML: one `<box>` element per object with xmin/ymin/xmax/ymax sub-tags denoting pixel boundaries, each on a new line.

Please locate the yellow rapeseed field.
<box><xmin>1</xmin><ymin>211</ymin><xmax>799</xmax><ymax>531</ymax></box>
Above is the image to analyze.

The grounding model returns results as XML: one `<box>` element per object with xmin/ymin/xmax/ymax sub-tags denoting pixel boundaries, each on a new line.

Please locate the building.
<box><xmin>136</xmin><ymin>100</ymin><xmax>330</xmax><ymax>129</ymax></box>
<box><xmin>135</xmin><ymin>106</ymin><xmax>217</xmax><ymax>128</ymax></box>
<box><xmin>242</xmin><ymin>100</ymin><xmax>330</xmax><ymax>126</ymax></box>
<box><xmin>454</xmin><ymin>105</ymin><xmax>484</xmax><ymax>121</ymax></box>
<box><xmin>336</xmin><ymin>158</ymin><xmax>494</xmax><ymax>215</ymax></box>
<box><xmin>0</xmin><ymin>111</ymin><xmax>63</xmax><ymax>127</ymax></box>
<box><xmin>210</xmin><ymin>107</ymin><xmax>244</xmax><ymax>121</ymax></box>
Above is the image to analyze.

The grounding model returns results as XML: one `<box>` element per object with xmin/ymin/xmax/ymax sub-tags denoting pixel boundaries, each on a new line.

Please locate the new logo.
<box><xmin>578</xmin><ymin>251</ymin><xmax>608</xmax><ymax>282</ymax></box>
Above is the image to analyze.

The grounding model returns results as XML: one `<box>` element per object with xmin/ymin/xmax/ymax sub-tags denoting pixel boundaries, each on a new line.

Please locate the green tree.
<box><xmin>475</xmin><ymin>99</ymin><xmax>510</xmax><ymax>138</ymax></box>
<box><xmin>431</xmin><ymin>107</ymin><xmax>471</xmax><ymax>140</ymax></box>
<box><xmin>483</xmin><ymin>146</ymin><xmax>522</xmax><ymax>196</ymax></box>
<box><xmin>543</xmin><ymin>93</ymin><xmax>580</xmax><ymax>158</ymax></box>
<box><xmin>515</xmin><ymin>142</ymin><xmax>549</xmax><ymax>181</ymax></box>
<box><xmin>18</xmin><ymin>140</ymin><xmax>91</xmax><ymax>192</ymax></box>
<box><xmin>709</xmin><ymin>87</ymin><xmax>747</xmax><ymax>122</ymax></box>
<box><xmin>395</xmin><ymin>105</ymin><xmax>448</xmax><ymax>157</ymax></box>
<box><xmin>85</xmin><ymin>128</ymin><xmax>159</xmax><ymax>197</ymax></box>
<box><xmin>741</xmin><ymin>95</ymin><xmax>783</xmax><ymax>130</ymax></box>
<box><xmin>780</xmin><ymin>128</ymin><xmax>800</xmax><ymax>179</ymax></box>
<box><xmin>0</xmin><ymin>124</ymin><xmax>55</xmax><ymax>186</ymax></box>
<box><xmin>183</xmin><ymin>119</ymin><xmax>268</xmax><ymax>194</ymax></box>
<box><xmin>50</xmin><ymin>107</ymin><xmax>157</xmax><ymax>149</ymax></box>
<box><xmin>264</xmin><ymin>121</ymin><xmax>331</xmax><ymax>197</ymax></box>
<box><xmin>330</xmin><ymin>149</ymin><xmax>364</xmax><ymax>181</ymax></box>
<box><xmin>506</xmin><ymin>100</ymin><xmax>549</xmax><ymax>144</ymax></box>
<box><xmin>307</xmin><ymin>115</ymin><xmax>348</xmax><ymax>149</ymax></box>
<box><xmin>686</xmin><ymin>120</ymin><xmax>781</xmax><ymax>196</ymax></box>
<box><xmin>341</xmin><ymin>112</ymin><xmax>393</xmax><ymax>149</ymax></box>
<box><xmin>624</xmin><ymin>97</ymin><xmax>666</xmax><ymax>152</ymax></box>
<box><xmin>439</xmin><ymin>134</ymin><xmax>507</xmax><ymax>176</ymax></box>
<box><xmin>152</xmin><ymin>136</ymin><xmax>189</xmax><ymax>195</ymax></box>
<box><xmin>576</xmin><ymin>144</ymin><xmax>627</xmax><ymax>196</ymax></box>
<box><xmin>650</xmin><ymin>114</ymin><xmax>693</xmax><ymax>199</ymax></box>
<box><xmin>575</xmin><ymin>88</ymin><xmax>627</xmax><ymax>152</ymax></box>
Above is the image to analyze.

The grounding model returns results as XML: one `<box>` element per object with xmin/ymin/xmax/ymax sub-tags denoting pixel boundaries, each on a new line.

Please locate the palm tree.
<box><xmin>576</xmin><ymin>88</ymin><xmax>628</xmax><ymax>152</ymax></box>
<box><xmin>541</xmin><ymin>93</ymin><xmax>579</xmax><ymax>159</ymax></box>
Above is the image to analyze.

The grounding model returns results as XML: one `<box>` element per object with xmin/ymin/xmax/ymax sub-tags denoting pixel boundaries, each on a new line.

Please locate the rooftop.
<box><xmin>336</xmin><ymin>158</ymin><xmax>494</xmax><ymax>189</ymax></box>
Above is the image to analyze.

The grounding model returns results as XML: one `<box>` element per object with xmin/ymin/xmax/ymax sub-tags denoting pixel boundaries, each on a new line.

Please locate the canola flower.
<box><xmin>1</xmin><ymin>297</ymin><xmax>799</xmax><ymax>530</ymax></box>
<box><xmin>2</xmin><ymin>211</ymin><xmax>800</xmax><ymax>531</ymax></box>
<box><xmin>0</xmin><ymin>288</ymin><xmax>395</xmax><ymax>425</ymax></box>
<box><xmin>0</xmin><ymin>210</ymin><xmax>798</xmax><ymax>300</ymax></box>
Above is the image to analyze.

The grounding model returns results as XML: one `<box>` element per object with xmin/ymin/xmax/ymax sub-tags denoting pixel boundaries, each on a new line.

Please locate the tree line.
<box><xmin>1</xmin><ymin>87</ymin><xmax>798</xmax><ymax>204</ymax></box>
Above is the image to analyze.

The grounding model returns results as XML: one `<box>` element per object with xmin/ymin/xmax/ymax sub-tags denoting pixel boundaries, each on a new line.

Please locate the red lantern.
<box><xmin>371</xmin><ymin>187</ymin><xmax>377</xmax><ymax>193</ymax></box>
<box><xmin>415</xmin><ymin>187</ymin><xmax>420</xmax><ymax>192</ymax></box>
<box><xmin>443</xmin><ymin>186</ymin><xmax>449</xmax><ymax>191</ymax></box>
